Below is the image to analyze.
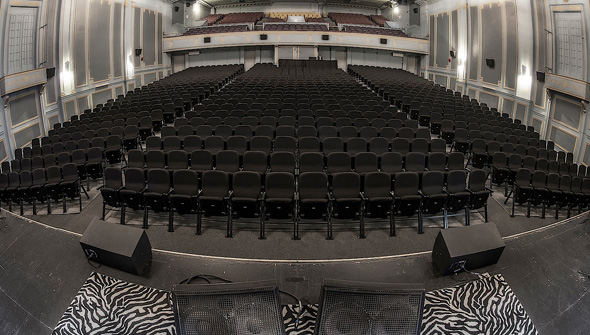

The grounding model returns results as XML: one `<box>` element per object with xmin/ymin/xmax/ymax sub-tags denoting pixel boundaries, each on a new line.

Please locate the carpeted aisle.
<box><xmin>53</xmin><ymin>272</ymin><xmax>537</xmax><ymax>335</ymax></box>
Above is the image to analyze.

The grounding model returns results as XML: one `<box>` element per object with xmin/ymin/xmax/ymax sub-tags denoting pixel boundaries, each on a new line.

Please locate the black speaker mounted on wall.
<box><xmin>135</xmin><ymin>48</ymin><xmax>142</xmax><ymax>56</ymax></box>
<box><xmin>204</xmin><ymin>37</ymin><xmax>211</xmax><ymax>43</ymax></box>
<box><xmin>537</xmin><ymin>71</ymin><xmax>546</xmax><ymax>82</ymax></box>
<box><xmin>322</xmin><ymin>34</ymin><xmax>329</xmax><ymax>40</ymax></box>
<box><xmin>450</xmin><ymin>50</ymin><xmax>456</xmax><ymax>58</ymax></box>
<box><xmin>185</xmin><ymin>1</ymin><xmax>191</xmax><ymax>7</ymax></box>
<box><xmin>46</xmin><ymin>67</ymin><xmax>55</xmax><ymax>79</ymax></box>
<box><xmin>380</xmin><ymin>38</ymin><xmax>387</xmax><ymax>44</ymax></box>
<box><xmin>174</xmin><ymin>6</ymin><xmax>179</xmax><ymax>12</ymax></box>
<box><xmin>79</xmin><ymin>219</ymin><xmax>152</xmax><ymax>275</ymax></box>
<box><xmin>432</xmin><ymin>223</ymin><xmax>505</xmax><ymax>276</ymax></box>
<box><xmin>260</xmin><ymin>34</ymin><xmax>268</xmax><ymax>40</ymax></box>
<box><xmin>315</xmin><ymin>279</ymin><xmax>425</xmax><ymax>335</ymax></box>
<box><xmin>172</xmin><ymin>280</ymin><xmax>286</xmax><ymax>335</ymax></box>
<box><xmin>485</xmin><ymin>58</ymin><xmax>495</xmax><ymax>68</ymax></box>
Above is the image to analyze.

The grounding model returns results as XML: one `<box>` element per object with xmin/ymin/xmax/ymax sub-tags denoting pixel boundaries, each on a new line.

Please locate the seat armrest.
<box><xmin>359</xmin><ymin>192</ymin><xmax>367</xmax><ymax>201</ymax></box>
<box><xmin>327</xmin><ymin>192</ymin><xmax>334</xmax><ymax>201</ymax></box>
<box><xmin>224</xmin><ymin>190</ymin><xmax>233</xmax><ymax>200</ymax></box>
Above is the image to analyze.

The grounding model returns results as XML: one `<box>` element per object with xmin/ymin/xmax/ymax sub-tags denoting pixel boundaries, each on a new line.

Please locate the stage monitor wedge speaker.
<box><xmin>204</xmin><ymin>37</ymin><xmax>211</xmax><ymax>43</ymax></box>
<box><xmin>135</xmin><ymin>48</ymin><xmax>142</xmax><ymax>56</ymax></box>
<box><xmin>315</xmin><ymin>279</ymin><xmax>425</xmax><ymax>335</ymax></box>
<box><xmin>322</xmin><ymin>34</ymin><xmax>329</xmax><ymax>40</ymax></box>
<box><xmin>537</xmin><ymin>71</ymin><xmax>546</xmax><ymax>82</ymax></box>
<box><xmin>260</xmin><ymin>34</ymin><xmax>268</xmax><ymax>40</ymax></box>
<box><xmin>432</xmin><ymin>223</ymin><xmax>505</xmax><ymax>276</ymax></box>
<box><xmin>380</xmin><ymin>38</ymin><xmax>388</xmax><ymax>44</ymax></box>
<box><xmin>80</xmin><ymin>219</ymin><xmax>152</xmax><ymax>275</ymax></box>
<box><xmin>172</xmin><ymin>280</ymin><xmax>286</xmax><ymax>335</ymax></box>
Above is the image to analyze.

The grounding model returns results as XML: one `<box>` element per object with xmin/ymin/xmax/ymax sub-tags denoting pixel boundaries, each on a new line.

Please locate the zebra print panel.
<box><xmin>283</xmin><ymin>305</ymin><xmax>318</xmax><ymax>335</ymax></box>
<box><xmin>54</xmin><ymin>273</ymin><xmax>536</xmax><ymax>335</ymax></box>
<box><xmin>421</xmin><ymin>274</ymin><xmax>538</xmax><ymax>335</ymax></box>
<box><xmin>53</xmin><ymin>272</ymin><xmax>176</xmax><ymax>335</ymax></box>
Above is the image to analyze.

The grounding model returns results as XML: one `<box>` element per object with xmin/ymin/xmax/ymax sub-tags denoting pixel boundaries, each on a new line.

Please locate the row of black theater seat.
<box><xmin>101</xmin><ymin>167</ymin><xmax>489</xmax><ymax>239</ymax></box>
<box><xmin>124</xmin><ymin>149</ymin><xmax>467</xmax><ymax>182</ymax></box>
<box><xmin>0</xmin><ymin>163</ymin><xmax>90</xmax><ymax>215</ymax></box>
<box><xmin>504</xmin><ymin>167</ymin><xmax>590</xmax><ymax>220</ymax></box>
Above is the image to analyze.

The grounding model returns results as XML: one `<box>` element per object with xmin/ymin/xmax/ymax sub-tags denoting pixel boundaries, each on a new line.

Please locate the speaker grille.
<box><xmin>172</xmin><ymin>281</ymin><xmax>286</xmax><ymax>335</ymax></box>
<box><xmin>316</xmin><ymin>280</ymin><xmax>424</xmax><ymax>335</ymax></box>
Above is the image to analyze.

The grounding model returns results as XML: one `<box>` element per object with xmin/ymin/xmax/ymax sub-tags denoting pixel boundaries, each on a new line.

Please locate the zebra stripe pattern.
<box><xmin>53</xmin><ymin>272</ymin><xmax>176</xmax><ymax>335</ymax></box>
<box><xmin>421</xmin><ymin>274</ymin><xmax>538</xmax><ymax>335</ymax></box>
<box><xmin>54</xmin><ymin>273</ymin><xmax>536</xmax><ymax>335</ymax></box>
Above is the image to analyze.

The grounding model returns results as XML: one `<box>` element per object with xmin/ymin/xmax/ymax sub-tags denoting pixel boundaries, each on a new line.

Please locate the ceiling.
<box><xmin>169</xmin><ymin>0</ymin><xmax>406</xmax><ymax>9</ymax></box>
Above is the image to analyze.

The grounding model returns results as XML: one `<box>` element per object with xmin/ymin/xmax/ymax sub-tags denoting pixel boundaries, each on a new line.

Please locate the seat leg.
<box><xmin>465</xmin><ymin>206</ymin><xmax>470</xmax><ymax>225</ymax></box>
<box><xmin>259</xmin><ymin>203</ymin><xmax>266</xmax><ymax>240</ymax></box>
<box><xmin>418</xmin><ymin>210</ymin><xmax>424</xmax><ymax>234</ymax></box>
<box><xmin>47</xmin><ymin>198</ymin><xmax>51</xmax><ymax>215</ymax></box>
<box><xmin>62</xmin><ymin>194</ymin><xmax>67</xmax><ymax>213</ymax></box>
<box><xmin>541</xmin><ymin>201</ymin><xmax>546</xmax><ymax>219</ymax></box>
<box><xmin>226</xmin><ymin>210</ymin><xmax>233</xmax><ymax>238</ymax></box>
<box><xmin>121</xmin><ymin>204</ymin><xmax>126</xmax><ymax>224</ymax></box>
<box><xmin>390</xmin><ymin>206</ymin><xmax>396</xmax><ymax>237</ymax></box>
<box><xmin>504</xmin><ymin>190</ymin><xmax>512</xmax><ymax>204</ymax></box>
<box><xmin>79</xmin><ymin>192</ymin><xmax>83</xmax><ymax>212</ymax></box>
<box><xmin>526</xmin><ymin>201</ymin><xmax>531</xmax><ymax>218</ymax></box>
<box><xmin>102</xmin><ymin>202</ymin><xmax>106</xmax><ymax>220</ymax></box>
<box><xmin>8</xmin><ymin>199</ymin><xmax>11</xmax><ymax>212</ymax></box>
<box><xmin>511</xmin><ymin>193</ymin><xmax>515</xmax><ymax>217</ymax></box>
<box><xmin>326</xmin><ymin>204</ymin><xmax>333</xmax><ymax>240</ymax></box>
<box><xmin>143</xmin><ymin>206</ymin><xmax>148</xmax><ymax>229</ymax></box>
<box><xmin>19</xmin><ymin>199</ymin><xmax>23</xmax><ymax>216</ymax></box>
<box><xmin>443</xmin><ymin>208</ymin><xmax>448</xmax><ymax>229</ymax></box>
<box><xmin>33</xmin><ymin>199</ymin><xmax>37</xmax><ymax>216</ymax></box>
<box><xmin>567</xmin><ymin>204</ymin><xmax>571</xmax><ymax>219</ymax></box>
<box><xmin>168</xmin><ymin>209</ymin><xmax>174</xmax><ymax>233</ymax></box>
<box><xmin>292</xmin><ymin>203</ymin><xmax>300</xmax><ymax>240</ymax></box>
<box><xmin>359</xmin><ymin>208</ymin><xmax>365</xmax><ymax>239</ymax></box>
<box><xmin>196</xmin><ymin>209</ymin><xmax>202</xmax><ymax>235</ymax></box>
<box><xmin>555</xmin><ymin>204</ymin><xmax>559</xmax><ymax>220</ymax></box>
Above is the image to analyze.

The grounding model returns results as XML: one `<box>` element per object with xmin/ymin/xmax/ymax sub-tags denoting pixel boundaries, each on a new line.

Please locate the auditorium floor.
<box><xmin>1</xmin><ymin>193</ymin><xmax>589</xmax><ymax>334</ymax></box>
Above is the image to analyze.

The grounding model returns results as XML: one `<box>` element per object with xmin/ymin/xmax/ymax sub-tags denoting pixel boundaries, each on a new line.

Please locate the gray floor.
<box><xmin>1</xmin><ymin>189</ymin><xmax>590</xmax><ymax>334</ymax></box>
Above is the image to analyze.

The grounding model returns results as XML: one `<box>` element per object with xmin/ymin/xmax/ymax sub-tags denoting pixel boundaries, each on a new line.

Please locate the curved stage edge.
<box><xmin>0</xmin><ymin>207</ymin><xmax>589</xmax><ymax>334</ymax></box>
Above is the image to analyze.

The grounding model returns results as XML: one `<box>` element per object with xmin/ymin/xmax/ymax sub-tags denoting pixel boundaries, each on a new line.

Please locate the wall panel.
<box><xmin>14</xmin><ymin>123</ymin><xmax>41</xmax><ymax>148</ymax></box>
<box><xmin>92</xmin><ymin>89</ymin><xmax>113</xmax><ymax>106</ymax></box>
<box><xmin>515</xmin><ymin>103</ymin><xmax>527</xmax><ymax>123</ymax></box>
<box><xmin>468</xmin><ymin>6</ymin><xmax>479</xmax><ymax>81</ymax></box>
<box><xmin>451</xmin><ymin>10</ymin><xmax>458</xmax><ymax>70</ymax></box>
<box><xmin>504</xmin><ymin>0</ymin><xmax>518</xmax><ymax>89</ymax></box>
<box><xmin>113</xmin><ymin>3</ymin><xmax>123</xmax><ymax>78</ymax></box>
<box><xmin>0</xmin><ymin>141</ymin><xmax>7</xmax><ymax>162</ymax></box>
<box><xmin>552</xmin><ymin>95</ymin><xmax>582</xmax><ymax>130</ymax></box>
<box><xmin>435</xmin><ymin>74</ymin><xmax>448</xmax><ymax>87</ymax></box>
<box><xmin>550</xmin><ymin>126</ymin><xmax>577</xmax><ymax>153</ymax></box>
<box><xmin>143</xmin><ymin>73</ymin><xmax>157</xmax><ymax>85</ymax></box>
<box><xmin>45</xmin><ymin>0</ymin><xmax>58</xmax><ymax>105</ymax></box>
<box><xmin>9</xmin><ymin>91</ymin><xmax>38</xmax><ymax>127</ymax></box>
<box><xmin>157</xmin><ymin>13</ymin><xmax>163</xmax><ymax>65</ymax></box>
<box><xmin>88</xmin><ymin>0</ymin><xmax>111</xmax><ymax>82</ymax></box>
<box><xmin>142</xmin><ymin>10</ymin><xmax>156</xmax><ymax>66</ymax></box>
<box><xmin>134</xmin><ymin>7</ymin><xmax>141</xmax><ymax>67</ymax></box>
<box><xmin>429</xmin><ymin>15</ymin><xmax>434</xmax><ymax>67</ymax></box>
<box><xmin>77</xmin><ymin>96</ymin><xmax>89</xmax><ymax>113</ymax></box>
<box><xmin>480</xmin><ymin>3</ymin><xmax>502</xmax><ymax>85</ymax></box>
<box><xmin>75</xmin><ymin>0</ymin><xmax>88</xmax><ymax>86</ymax></box>
<box><xmin>64</xmin><ymin>100</ymin><xmax>77</xmax><ymax>120</ymax></box>
<box><xmin>435</xmin><ymin>13</ymin><xmax>449</xmax><ymax>68</ymax></box>
<box><xmin>502</xmin><ymin>98</ymin><xmax>514</xmax><ymax>117</ymax></box>
<box><xmin>478</xmin><ymin>91</ymin><xmax>500</xmax><ymax>110</ymax></box>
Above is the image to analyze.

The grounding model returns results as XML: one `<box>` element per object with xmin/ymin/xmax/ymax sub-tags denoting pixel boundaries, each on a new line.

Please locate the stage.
<box><xmin>0</xmin><ymin>193</ymin><xmax>589</xmax><ymax>334</ymax></box>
